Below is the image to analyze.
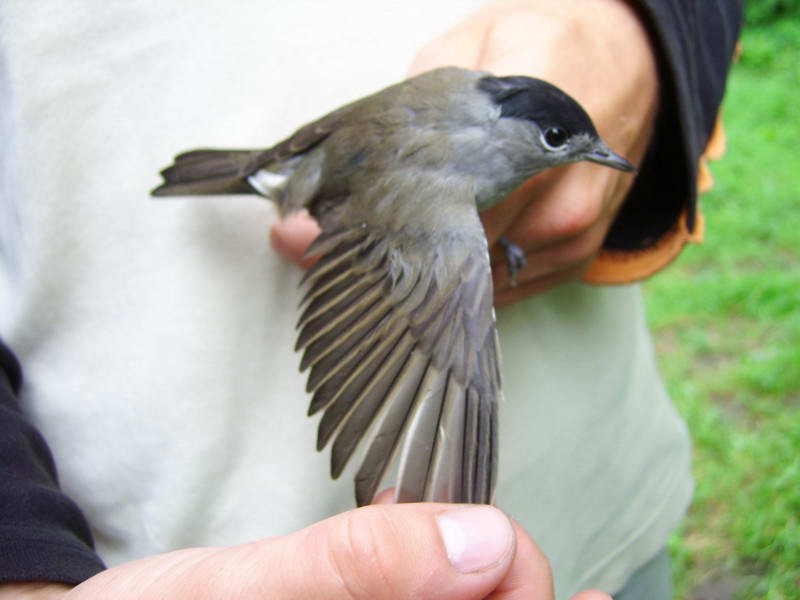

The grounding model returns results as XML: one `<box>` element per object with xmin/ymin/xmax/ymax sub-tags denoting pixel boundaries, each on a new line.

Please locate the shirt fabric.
<box><xmin>0</xmin><ymin>1</ymin><xmax>740</xmax><ymax>597</ymax></box>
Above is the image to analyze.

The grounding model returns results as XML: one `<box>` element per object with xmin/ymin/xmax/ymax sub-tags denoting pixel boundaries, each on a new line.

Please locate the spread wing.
<box><xmin>297</xmin><ymin>192</ymin><xmax>501</xmax><ymax>506</ymax></box>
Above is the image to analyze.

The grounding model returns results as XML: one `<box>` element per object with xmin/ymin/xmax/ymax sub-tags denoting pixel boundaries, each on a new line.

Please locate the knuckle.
<box><xmin>324</xmin><ymin>509</ymin><xmax>408</xmax><ymax>600</ymax></box>
<box><xmin>549</xmin><ymin>198</ymin><xmax>603</xmax><ymax>239</ymax></box>
<box><xmin>412</xmin><ymin>40</ymin><xmax>440</xmax><ymax>65</ymax></box>
<box><xmin>489</xmin><ymin>9</ymin><xmax>586</xmax><ymax>47</ymax></box>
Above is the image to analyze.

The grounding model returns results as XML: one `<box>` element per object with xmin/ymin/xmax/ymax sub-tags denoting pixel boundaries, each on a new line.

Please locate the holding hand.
<box><xmin>2</xmin><ymin>504</ymin><xmax>609</xmax><ymax>600</ymax></box>
<box><xmin>272</xmin><ymin>0</ymin><xmax>658</xmax><ymax>306</ymax></box>
<box><xmin>409</xmin><ymin>0</ymin><xmax>659</xmax><ymax>305</ymax></box>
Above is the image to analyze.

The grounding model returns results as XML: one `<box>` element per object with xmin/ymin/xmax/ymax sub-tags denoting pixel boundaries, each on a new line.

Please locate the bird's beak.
<box><xmin>584</xmin><ymin>143</ymin><xmax>637</xmax><ymax>173</ymax></box>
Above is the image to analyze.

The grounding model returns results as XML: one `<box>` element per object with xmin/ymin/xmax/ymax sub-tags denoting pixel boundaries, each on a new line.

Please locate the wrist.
<box><xmin>0</xmin><ymin>582</ymin><xmax>73</xmax><ymax>599</ymax></box>
<box><xmin>575</xmin><ymin>0</ymin><xmax>660</xmax><ymax>142</ymax></box>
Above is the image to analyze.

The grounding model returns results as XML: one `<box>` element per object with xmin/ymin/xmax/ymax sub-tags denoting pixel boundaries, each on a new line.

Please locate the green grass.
<box><xmin>642</xmin><ymin>18</ymin><xmax>800</xmax><ymax>600</ymax></box>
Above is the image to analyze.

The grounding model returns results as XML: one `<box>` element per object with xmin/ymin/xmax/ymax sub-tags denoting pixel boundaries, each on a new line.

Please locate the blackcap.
<box><xmin>153</xmin><ymin>66</ymin><xmax>635</xmax><ymax>506</ymax></box>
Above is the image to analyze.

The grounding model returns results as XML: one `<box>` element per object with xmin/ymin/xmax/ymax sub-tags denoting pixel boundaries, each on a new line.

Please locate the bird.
<box><xmin>152</xmin><ymin>66</ymin><xmax>635</xmax><ymax>507</ymax></box>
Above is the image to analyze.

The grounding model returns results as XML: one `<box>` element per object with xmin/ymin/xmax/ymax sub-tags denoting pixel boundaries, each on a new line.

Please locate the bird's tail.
<box><xmin>152</xmin><ymin>149</ymin><xmax>263</xmax><ymax>197</ymax></box>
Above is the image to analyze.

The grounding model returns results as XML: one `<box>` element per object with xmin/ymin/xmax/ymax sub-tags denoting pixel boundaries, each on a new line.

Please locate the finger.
<box><xmin>486</xmin><ymin>518</ymin><xmax>554</xmax><ymax>600</ymax></box>
<box><xmin>480</xmin><ymin>171</ymin><xmax>558</xmax><ymax>247</ymax></box>
<box><xmin>232</xmin><ymin>504</ymin><xmax>525</xmax><ymax>600</ymax></box>
<box><xmin>494</xmin><ymin>261</ymin><xmax>590</xmax><ymax>308</ymax></box>
<box><xmin>490</xmin><ymin>217</ymin><xmax>608</xmax><ymax>292</ymax></box>
<box><xmin>486</xmin><ymin>166</ymin><xmax>630</xmax><ymax>299</ymax></box>
<box><xmin>269</xmin><ymin>210</ymin><xmax>321</xmax><ymax>269</ymax></box>
<box><xmin>491</xmin><ymin>165</ymin><xmax>620</xmax><ymax>258</ymax></box>
<box><xmin>477</xmin><ymin>8</ymin><xmax>576</xmax><ymax>79</ymax></box>
<box><xmin>61</xmin><ymin>505</ymin><xmax>530</xmax><ymax>600</ymax></box>
<box><xmin>372</xmin><ymin>487</ymin><xmax>396</xmax><ymax>504</ymax></box>
<box><xmin>407</xmin><ymin>4</ymin><xmax>500</xmax><ymax>76</ymax></box>
<box><xmin>409</xmin><ymin>27</ymin><xmax>483</xmax><ymax>75</ymax></box>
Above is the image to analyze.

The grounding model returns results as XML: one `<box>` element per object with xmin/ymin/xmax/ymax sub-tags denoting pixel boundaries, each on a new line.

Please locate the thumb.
<box><xmin>269</xmin><ymin>210</ymin><xmax>320</xmax><ymax>269</ymax></box>
<box><xmin>241</xmin><ymin>503</ymin><xmax>522</xmax><ymax>599</ymax></box>
<box><xmin>62</xmin><ymin>504</ymin><xmax>556</xmax><ymax>599</ymax></box>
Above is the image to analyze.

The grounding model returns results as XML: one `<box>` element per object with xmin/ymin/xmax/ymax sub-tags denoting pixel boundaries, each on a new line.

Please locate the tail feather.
<box><xmin>152</xmin><ymin>149</ymin><xmax>262</xmax><ymax>197</ymax></box>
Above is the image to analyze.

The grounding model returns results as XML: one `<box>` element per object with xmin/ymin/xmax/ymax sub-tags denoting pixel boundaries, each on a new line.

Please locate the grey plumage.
<box><xmin>152</xmin><ymin>66</ymin><xmax>634</xmax><ymax>506</ymax></box>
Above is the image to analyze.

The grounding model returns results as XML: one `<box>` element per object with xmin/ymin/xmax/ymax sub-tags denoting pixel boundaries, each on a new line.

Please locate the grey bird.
<box><xmin>152</xmin><ymin>66</ymin><xmax>635</xmax><ymax>507</ymax></box>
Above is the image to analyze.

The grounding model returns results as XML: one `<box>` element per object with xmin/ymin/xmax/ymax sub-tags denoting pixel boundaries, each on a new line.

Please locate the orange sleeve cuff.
<box><xmin>582</xmin><ymin>112</ymin><xmax>725</xmax><ymax>286</ymax></box>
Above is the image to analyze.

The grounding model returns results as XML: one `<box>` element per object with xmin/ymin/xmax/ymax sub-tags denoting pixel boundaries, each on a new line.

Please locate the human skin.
<box><xmin>270</xmin><ymin>0</ymin><xmax>659</xmax><ymax>307</ymax></box>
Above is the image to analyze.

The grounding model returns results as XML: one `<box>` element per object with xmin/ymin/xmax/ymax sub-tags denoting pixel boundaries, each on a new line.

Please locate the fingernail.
<box><xmin>436</xmin><ymin>506</ymin><xmax>514</xmax><ymax>573</ymax></box>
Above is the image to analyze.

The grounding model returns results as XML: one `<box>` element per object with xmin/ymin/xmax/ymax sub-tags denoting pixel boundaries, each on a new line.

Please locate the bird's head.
<box><xmin>477</xmin><ymin>74</ymin><xmax>636</xmax><ymax>175</ymax></box>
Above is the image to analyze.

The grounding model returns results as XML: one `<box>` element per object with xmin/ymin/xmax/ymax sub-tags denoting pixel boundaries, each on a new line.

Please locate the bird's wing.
<box><xmin>297</xmin><ymin>183</ymin><xmax>501</xmax><ymax>506</ymax></box>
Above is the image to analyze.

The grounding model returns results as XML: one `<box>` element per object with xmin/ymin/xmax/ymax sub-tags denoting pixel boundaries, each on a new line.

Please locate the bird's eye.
<box><xmin>543</xmin><ymin>127</ymin><xmax>568</xmax><ymax>150</ymax></box>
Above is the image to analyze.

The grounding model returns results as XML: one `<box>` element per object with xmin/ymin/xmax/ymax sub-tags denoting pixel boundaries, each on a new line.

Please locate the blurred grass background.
<box><xmin>642</xmin><ymin>4</ymin><xmax>800</xmax><ymax>599</ymax></box>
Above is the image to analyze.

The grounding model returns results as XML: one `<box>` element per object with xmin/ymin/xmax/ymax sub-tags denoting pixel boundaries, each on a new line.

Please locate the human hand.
<box><xmin>0</xmin><ymin>504</ymin><xmax>609</xmax><ymax>600</ymax></box>
<box><xmin>410</xmin><ymin>0</ymin><xmax>659</xmax><ymax>305</ymax></box>
<box><xmin>272</xmin><ymin>0</ymin><xmax>659</xmax><ymax>305</ymax></box>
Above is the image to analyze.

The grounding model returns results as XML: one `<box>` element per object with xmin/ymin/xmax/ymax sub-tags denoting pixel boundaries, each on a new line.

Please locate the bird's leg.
<box><xmin>499</xmin><ymin>236</ymin><xmax>527</xmax><ymax>287</ymax></box>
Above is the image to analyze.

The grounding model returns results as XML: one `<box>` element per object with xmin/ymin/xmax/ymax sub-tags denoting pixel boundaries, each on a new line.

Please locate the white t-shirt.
<box><xmin>0</xmin><ymin>2</ymin><xmax>692</xmax><ymax>597</ymax></box>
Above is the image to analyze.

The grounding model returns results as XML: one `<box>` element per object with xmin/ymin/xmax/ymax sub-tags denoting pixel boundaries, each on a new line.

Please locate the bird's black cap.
<box><xmin>478</xmin><ymin>75</ymin><xmax>599</xmax><ymax>139</ymax></box>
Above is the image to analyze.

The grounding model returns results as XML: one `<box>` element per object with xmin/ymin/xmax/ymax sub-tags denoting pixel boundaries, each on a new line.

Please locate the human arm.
<box><xmin>409</xmin><ymin>0</ymin><xmax>660</xmax><ymax>305</ymax></box>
